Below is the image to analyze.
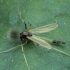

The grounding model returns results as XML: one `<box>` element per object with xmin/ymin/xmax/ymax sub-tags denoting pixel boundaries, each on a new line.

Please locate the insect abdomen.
<box><xmin>53</xmin><ymin>40</ymin><xmax>66</xmax><ymax>45</ymax></box>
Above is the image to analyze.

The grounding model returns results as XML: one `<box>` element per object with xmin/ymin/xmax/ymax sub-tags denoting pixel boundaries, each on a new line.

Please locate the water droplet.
<box><xmin>43</xmin><ymin>6</ymin><xmax>45</xmax><ymax>8</ymax></box>
<box><xmin>61</xmin><ymin>32</ymin><xmax>64</xmax><ymax>35</ymax></box>
<box><xmin>5</xmin><ymin>59</ymin><xmax>6</xmax><ymax>61</ymax></box>
<box><xmin>16</xmin><ymin>64</ymin><xmax>18</xmax><ymax>66</ymax></box>
<box><xmin>24</xmin><ymin>10</ymin><xmax>25</xmax><ymax>12</ymax></box>
<box><xmin>0</xmin><ymin>0</ymin><xmax>3</xmax><ymax>3</ymax></box>
<box><xmin>30</xmin><ymin>0</ymin><xmax>32</xmax><ymax>1</ymax></box>
<box><xmin>29</xmin><ymin>51</ymin><xmax>30</xmax><ymax>53</ymax></box>
<box><xmin>55</xmin><ymin>16</ymin><xmax>58</xmax><ymax>18</ymax></box>
<box><xmin>29</xmin><ymin>6</ymin><xmax>31</xmax><ymax>9</ymax></box>
<box><xmin>35</xmin><ymin>6</ymin><xmax>37</xmax><ymax>8</ymax></box>
<box><xmin>3</xmin><ymin>36</ymin><xmax>6</xmax><ymax>39</ymax></box>
<box><xmin>5</xmin><ymin>22</ymin><xmax>7</xmax><ymax>24</ymax></box>
<box><xmin>12</xmin><ymin>60</ymin><xmax>13</xmax><ymax>62</ymax></box>
<box><xmin>64</xmin><ymin>23</ymin><xmax>66</xmax><ymax>25</ymax></box>
<box><xmin>6</xmin><ymin>2</ymin><xmax>8</xmax><ymax>5</ymax></box>
<box><xmin>37</xmin><ymin>66</ymin><xmax>39</xmax><ymax>67</ymax></box>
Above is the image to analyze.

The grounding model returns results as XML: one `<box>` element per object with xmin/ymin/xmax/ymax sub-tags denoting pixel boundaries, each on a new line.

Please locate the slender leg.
<box><xmin>0</xmin><ymin>42</ymin><xmax>27</xmax><ymax>54</ymax></box>
<box><xmin>28</xmin><ymin>22</ymin><xmax>32</xmax><ymax>30</ymax></box>
<box><xmin>17</xmin><ymin>2</ymin><xmax>36</xmax><ymax>30</ymax></box>
<box><xmin>24</xmin><ymin>22</ymin><xmax>27</xmax><ymax>29</ymax></box>
<box><xmin>33</xmin><ymin>41</ymin><xmax>39</xmax><ymax>46</ymax></box>
<box><xmin>21</xmin><ymin>45</ymin><xmax>30</xmax><ymax>70</ymax></box>
<box><xmin>17</xmin><ymin>2</ymin><xmax>29</xmax><ymax>31</ymax></box>
<box><xmin>0</xmin><ymin>45</ymin><xmax>20</xmax><ymax>54</ymax></box>
<box><xmin>17</xmin><ymin>2</ymin><xmax>25</xmax><ymax>23</ymax></box>
<box><xmin>17</xmin><ymin>2</ymin><xmax>36</xmax><ymax>31</ymax></box>
<box><xmin>28</xmin><ymin>22</ymin><xmax>36</xmax><ymax>30</ymax></box>
<box><xmin>52</xmin><ymin>48</ymin><xmax>70</xmax><ymax>57</ymax></box>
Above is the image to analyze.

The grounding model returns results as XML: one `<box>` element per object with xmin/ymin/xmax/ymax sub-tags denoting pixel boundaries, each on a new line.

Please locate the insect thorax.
<box><xmin>20</xmin><ymin>31</ymin><xmax>32</xmax><ymax>41</ymax></box>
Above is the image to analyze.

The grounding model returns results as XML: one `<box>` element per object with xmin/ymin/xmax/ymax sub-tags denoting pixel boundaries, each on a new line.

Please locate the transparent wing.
<box><xmin>27</xmin><ymin>35</ymin><xmax>52</xmax><ymax>49</ymax></box>
<box><xmin>29</xmin><ymin>23</ymin><xmax>58</xmax><ymax>34</ymax></box>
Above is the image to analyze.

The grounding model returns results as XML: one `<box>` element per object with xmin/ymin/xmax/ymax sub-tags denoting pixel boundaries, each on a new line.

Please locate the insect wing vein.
<box><xmin>29</xmin><ymin>23</ymin><xmax>58</xmax><ymax>34</ymax></box>
<box><xmin>27</xmin><ymin>35</ymin><xmax>52</xmax><ymax>49</ymax></box>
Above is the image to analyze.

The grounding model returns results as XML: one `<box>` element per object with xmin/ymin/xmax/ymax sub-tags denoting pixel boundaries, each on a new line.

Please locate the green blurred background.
<box><xmin>0</xmin><ymin>0</ymin><xmax>70</xmax><ymax>70</ymax></box>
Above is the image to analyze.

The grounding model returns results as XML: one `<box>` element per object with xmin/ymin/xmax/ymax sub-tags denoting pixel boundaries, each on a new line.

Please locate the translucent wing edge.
<box><xmin>27</xmin><ymin>35</ymin><xmax>52</xmax><ymax>49</ymax></box>
<box><xmin>29</xmin><ymin>23</ymin><xmax>58</xmax><ymax>34</ymax></box>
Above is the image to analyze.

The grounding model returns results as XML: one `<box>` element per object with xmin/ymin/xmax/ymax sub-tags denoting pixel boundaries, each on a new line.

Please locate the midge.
<box><xmin>0</xmin><ymin>23</ymin><xmax>70</xmax><ymax>70</ymax></box>
<box><xmin>0</xmin><ymin>4</ymin><xmax>70</xmax><ymax>70</ymax></box>
<box><xmin>20</xmin><ymin>23</ymin><xmax>66</xmax><ymax>45</ymax></box>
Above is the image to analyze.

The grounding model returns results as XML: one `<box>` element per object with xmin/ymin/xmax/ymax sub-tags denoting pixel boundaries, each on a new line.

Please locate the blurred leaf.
<box><xmin>0</xmin><ymin>0</ymin><xmax>70</xmax><ymax>70</ymax></box>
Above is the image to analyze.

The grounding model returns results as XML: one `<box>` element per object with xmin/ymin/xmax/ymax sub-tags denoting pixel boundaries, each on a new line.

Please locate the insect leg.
<box><xmin>0</xmin><ymin>45</ymin><xmax>20</xmax><ymax>54</ymax></box>
<box><xmin>21</xmin><ymin>41</ymin><xmax>30</xmax><ymax>70</ymax></box>
<box><xmin>17</xmin><ymin>2</ymin><xmax>25</xmax><ymax>23</ymax></box>
<box><xmin>28</xmin><ymin>22</ymin><xmax>31</xmax><ymax>30</ymax></box>
<box><xmin>28</xmin><ymin>22</ymin><xmax>35</xmax><ymax>30</ymax></box>
<box><xmin>0</xmin><ymin>43</ymin><xmax>26</xmax><ymax>54</ymax></box>
<box><xmin>52</xmin><ymin>48</ymin><xmax>70</xmax><ymax>57</ymax></box>
<box><xmin>17</xmin><ymin>2</ymin><xmax>29</xmax><ymax>31</ymax></box>
<box><xmin>24</xmin><ymin>22</ymin><xmax>27</xmax><ymax>29</ymax></box>
<box><xmin>33</xmin><ymin>41</ymin><xmax>39</xmax><ymax>46</ymax></box>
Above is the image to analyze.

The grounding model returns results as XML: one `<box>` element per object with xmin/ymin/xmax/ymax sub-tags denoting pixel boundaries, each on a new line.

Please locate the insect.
<box><xmin>0</xmin><ymin>3</ymin><xmax>70</xmax><ymax>70</ymax></box>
